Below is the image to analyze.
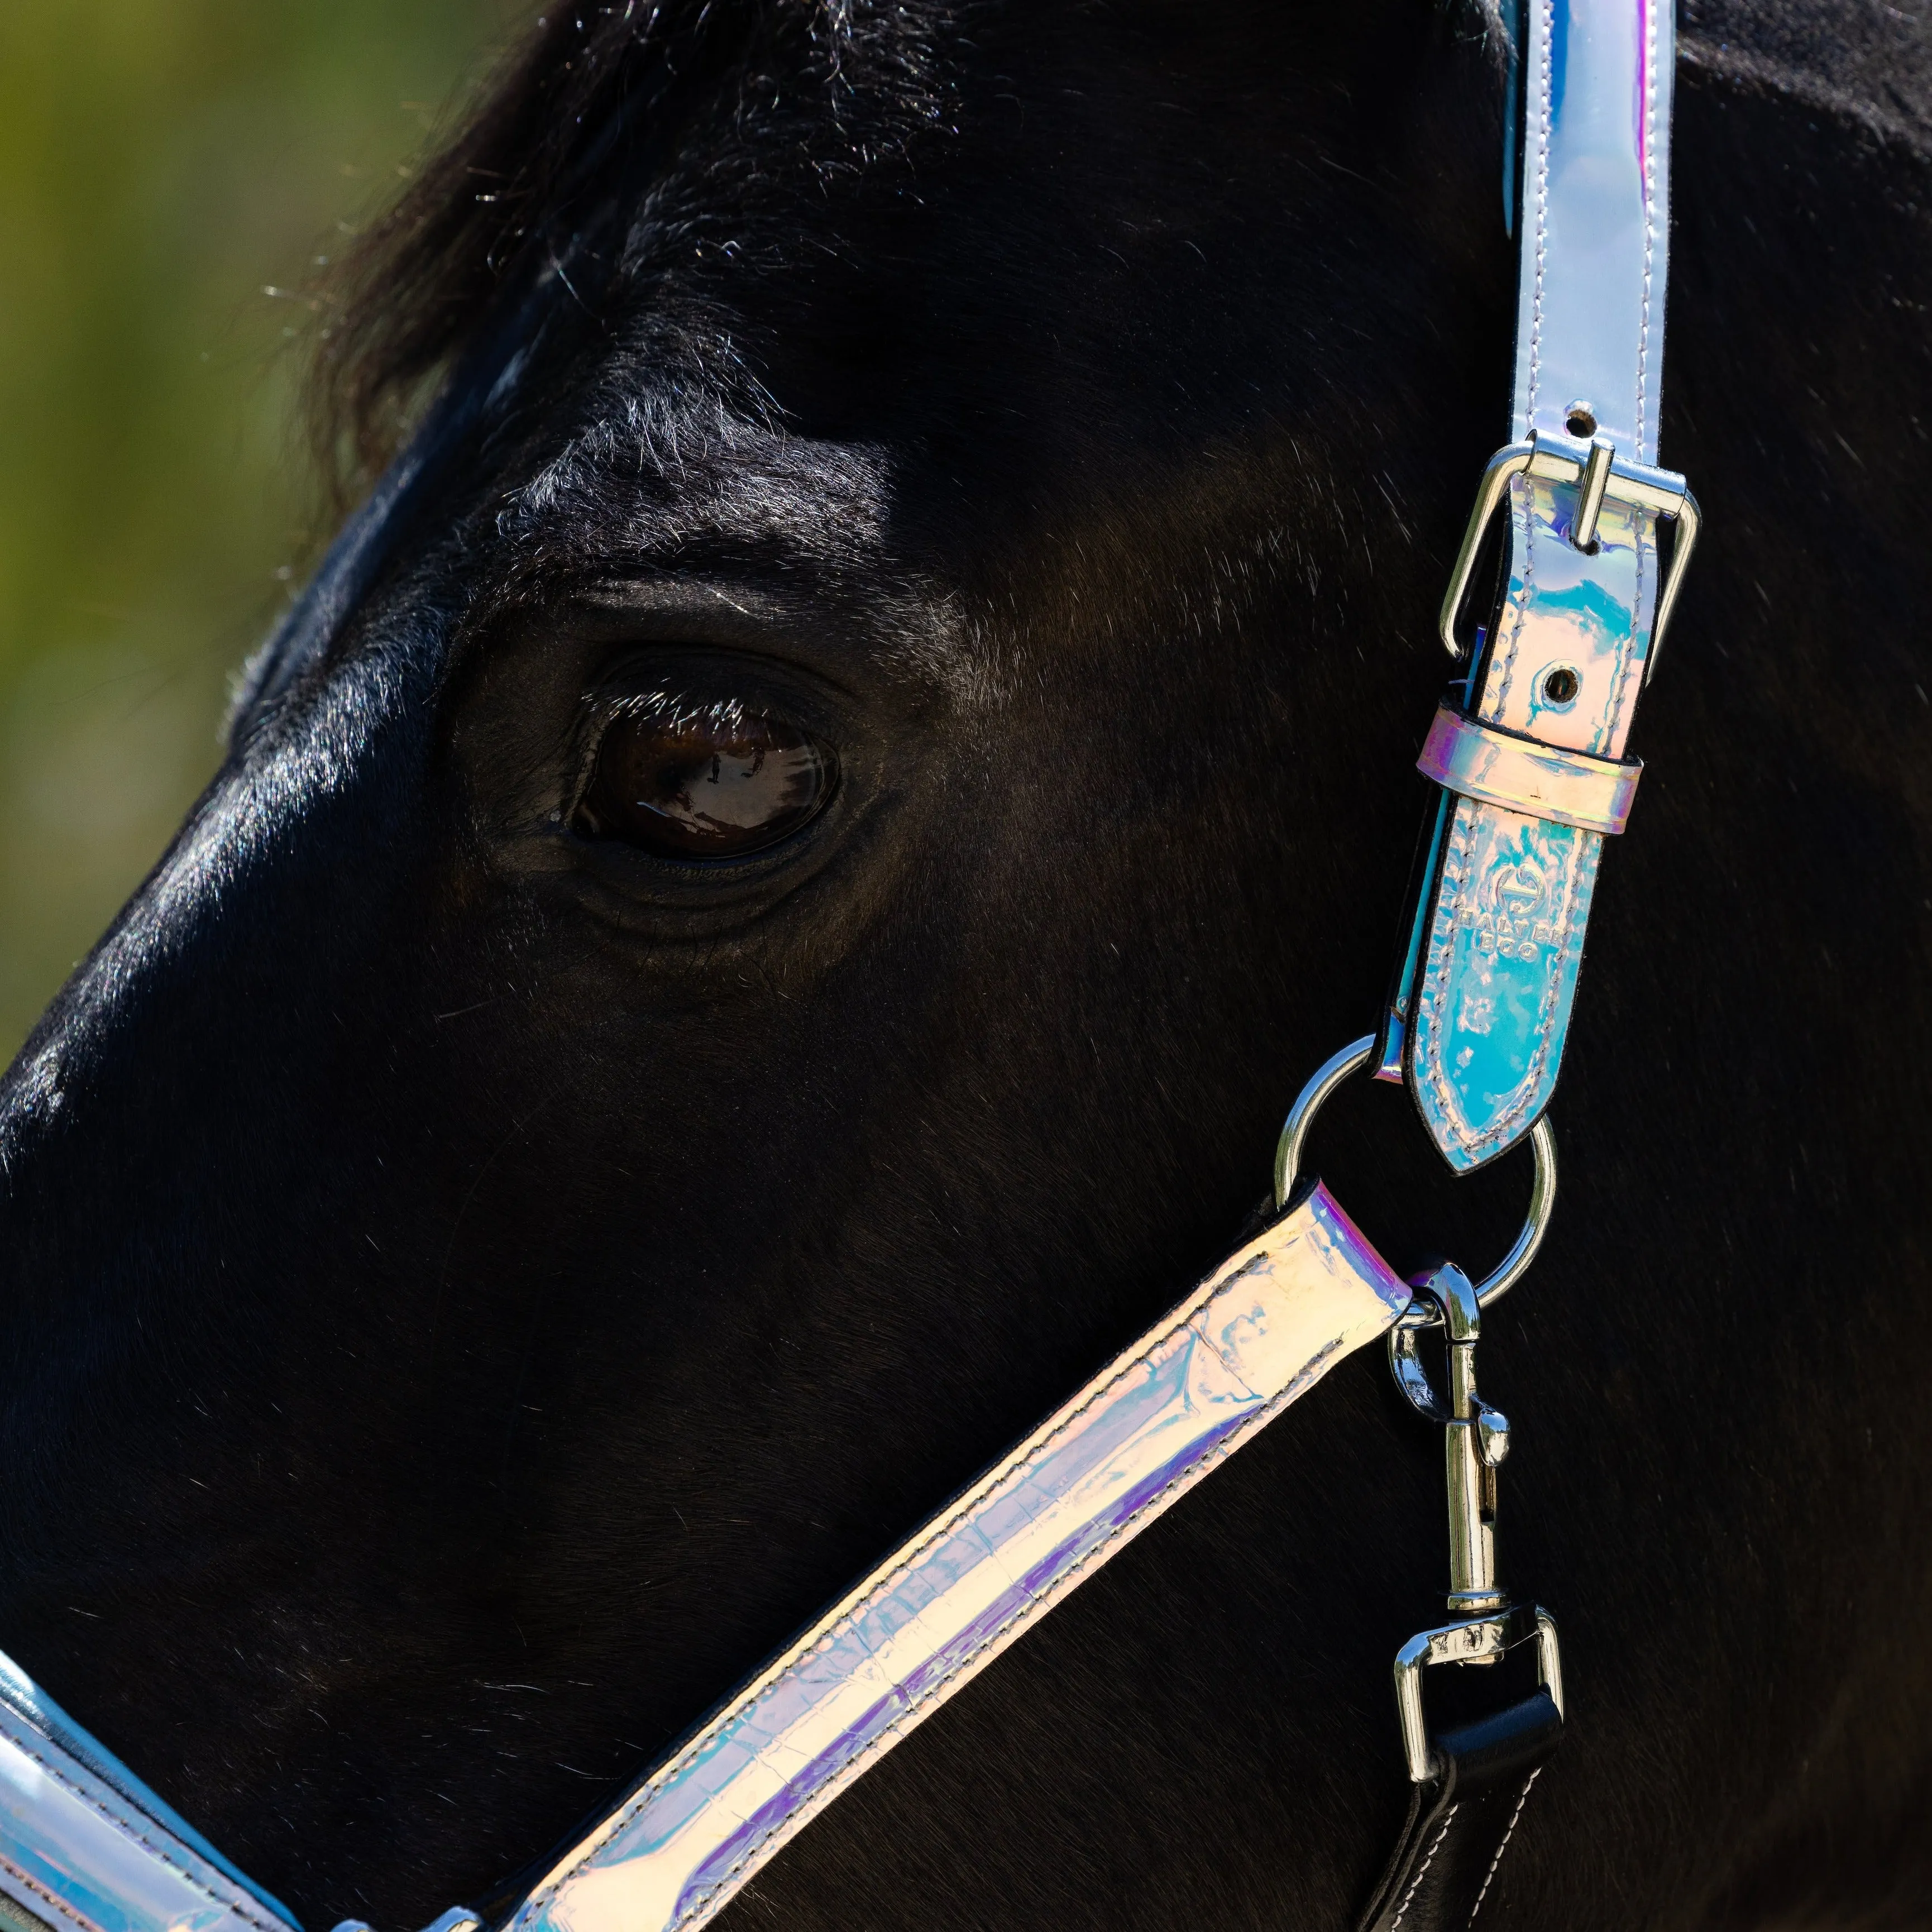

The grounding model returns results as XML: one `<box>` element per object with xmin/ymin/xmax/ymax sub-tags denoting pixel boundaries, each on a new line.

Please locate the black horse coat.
<box><xmin>0</xmin><ymin>1</ymin><xmax>1928</xmax><ymax>1926</ymax></box>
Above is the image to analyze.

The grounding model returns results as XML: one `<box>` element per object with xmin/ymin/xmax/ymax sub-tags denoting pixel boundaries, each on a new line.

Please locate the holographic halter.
<box><xmin>0</xmin><ymin>5</ymin><xmax>1696</xmax><ymax>1930</ymax></box>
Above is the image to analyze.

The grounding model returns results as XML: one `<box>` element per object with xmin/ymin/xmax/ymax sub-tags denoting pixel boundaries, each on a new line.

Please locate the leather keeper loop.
<box><xmin>1415</xmin><ymin>704</ymin><xmax>1642</xmax><ymax>835</ymax></box>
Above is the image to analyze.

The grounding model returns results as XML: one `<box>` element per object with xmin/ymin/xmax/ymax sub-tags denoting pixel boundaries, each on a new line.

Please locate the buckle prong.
<box><xmin>1569</xmin><ymin>433</ymin><xmax>1615</xmax><ymax>549</ymax></box>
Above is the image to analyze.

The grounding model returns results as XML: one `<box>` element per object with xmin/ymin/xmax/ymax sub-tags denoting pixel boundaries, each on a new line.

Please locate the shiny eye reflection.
<box><xmin>574</xmin><ymin>695</ymin><xmax>834</xmax><ymax>859</ymax></box>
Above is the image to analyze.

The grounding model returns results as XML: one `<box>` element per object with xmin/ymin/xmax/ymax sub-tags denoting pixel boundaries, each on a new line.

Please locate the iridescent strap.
<box><xmin>1381</xmin><ymin>0</ymin><xmax>1677</xmax><ymax>1171</ymax></box>
<box><xmin>498</xmin><ymin>1185</ymin><xmax>1410</xmax><ymax>1932</ymax></box>
<box><xmin>0</xmin><ymin>1658</ymin><xmax>300</xmax><ymax>1932</ymax></box>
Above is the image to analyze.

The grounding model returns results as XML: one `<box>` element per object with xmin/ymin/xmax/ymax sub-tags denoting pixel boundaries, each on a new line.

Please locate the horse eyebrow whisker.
<box><xmin>696</xmin><ymin>581</ymin><xmax>755</xmax><ymax>616</ymax></box>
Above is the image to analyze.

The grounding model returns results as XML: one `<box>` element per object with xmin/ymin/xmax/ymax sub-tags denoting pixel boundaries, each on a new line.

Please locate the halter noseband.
<box><xmin>0</xmin><ymin>5</ymin><xmax>1692</xmax><ymax>1930</ymax></box>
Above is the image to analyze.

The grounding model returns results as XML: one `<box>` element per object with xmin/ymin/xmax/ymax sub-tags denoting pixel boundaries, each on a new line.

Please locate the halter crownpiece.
<box><xmin>1379</xmin><ymin>0</ymin><xmax>1694</xmax><ymax>1174</ymax></box>
<box><xmin>0</xmin><ymin>4</ymin><xmax>1691</xmax><ymax>1930</ymax></box>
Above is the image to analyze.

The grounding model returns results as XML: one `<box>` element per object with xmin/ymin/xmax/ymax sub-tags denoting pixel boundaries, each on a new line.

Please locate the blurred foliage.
<box><xmin>0</xmin><ymin>0</ymin><xmax>515</xmax><ymax>1058</ymax></box>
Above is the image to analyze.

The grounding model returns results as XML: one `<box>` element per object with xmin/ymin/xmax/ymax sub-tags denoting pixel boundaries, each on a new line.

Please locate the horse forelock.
<box><xmin>309</xmin><ymin>0</ymin><xmax>962</xmax><ymax>509</ymax></box>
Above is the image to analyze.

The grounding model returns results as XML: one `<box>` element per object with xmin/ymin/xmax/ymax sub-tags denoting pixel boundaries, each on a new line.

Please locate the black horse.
<box><xmin>1</xmin><ymin>1</ymin><xmax>1928</xmax><ymax>1925</ymax></box>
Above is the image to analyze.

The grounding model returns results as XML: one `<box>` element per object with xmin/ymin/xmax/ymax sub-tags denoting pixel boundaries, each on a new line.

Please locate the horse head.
<box><xmin>1</xmin><ymin>2</ymin><xmax>1928</xmax><ymax>1925</ymax></box>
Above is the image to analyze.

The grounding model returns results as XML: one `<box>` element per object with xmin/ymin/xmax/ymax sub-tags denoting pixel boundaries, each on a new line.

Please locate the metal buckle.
<box><xmin>1438</xmin><ymin>430</ymin><xmax>1702</xmax><ymax>682</ymax></box>
<box><xmin>1394</xmin><ymin>1601</ymin><xmax>1565</xmax><ymax>1785</ymax></box>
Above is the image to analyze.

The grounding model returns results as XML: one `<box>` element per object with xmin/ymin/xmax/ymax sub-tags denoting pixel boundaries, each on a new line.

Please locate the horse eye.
<box><xmin>573</xmin><ymin>699</ymin><xmax>834</xmax><ymax>859</ymax></box>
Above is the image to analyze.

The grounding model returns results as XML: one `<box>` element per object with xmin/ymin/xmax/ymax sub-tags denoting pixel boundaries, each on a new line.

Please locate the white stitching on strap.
<box><xmin>0</xmin><ymin>1848</ymin><xmax>104</xmax><ymax>1932</ymax></box>
<box><xmin>1387</xmin><ymin>1801</ymin><xmax>1460</xmax><ymax>1931</ymax></box>
<box><xmin>1467</xmin><ymin>1766</ymin><xmax>1543</xmax><ymax>1924</ymax></box>
<box><xmin>1523</xmin><ymin>0</ymin><xmax>1556</xmax><ymax>428</ymax></box>
<box><xmin>1627</xmin><ymin>0</ymin><xmax>1662</xmax><ymax>707</ymax></box>
<box><xmin>1635</xmin><ymin>0</ymin><xmax>1658</xmax><ymax>462</ymax></box>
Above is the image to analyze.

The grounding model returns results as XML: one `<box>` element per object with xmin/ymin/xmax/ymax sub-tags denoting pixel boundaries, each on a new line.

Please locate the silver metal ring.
<box><xmin>1272</xmin><ymin>1035</ymin><xmax>1557</xmax><ymax>1311</ymax></box>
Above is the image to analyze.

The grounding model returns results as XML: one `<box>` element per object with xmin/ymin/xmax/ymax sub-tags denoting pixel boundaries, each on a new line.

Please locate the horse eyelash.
<box><xmin>568</xmin><ymin>688</ymin><xmax>755</xmax><ymax>811</ymax></box>
<box><xmin>601</xmin><ymin>690</ymin><xmax>755</xmax><ymax>738</ymax></box>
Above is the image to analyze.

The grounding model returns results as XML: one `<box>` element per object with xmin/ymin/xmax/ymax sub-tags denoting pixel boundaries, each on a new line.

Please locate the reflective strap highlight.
<box><xmin>1417</xmin><ymin>705</ymin><xmax>1641</xmax><ymax>835</ymax></box>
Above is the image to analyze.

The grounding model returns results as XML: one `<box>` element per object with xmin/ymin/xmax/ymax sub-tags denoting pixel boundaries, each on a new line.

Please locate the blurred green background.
<box><xmin>0</xmin><ymin>0</ymin><xmax>515</xmax><ymax>1059</ymax></box>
